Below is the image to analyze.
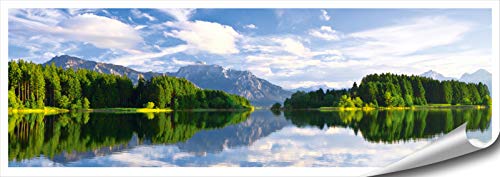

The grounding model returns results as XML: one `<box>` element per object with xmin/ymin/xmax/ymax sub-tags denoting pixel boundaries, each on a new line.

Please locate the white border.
<box><xmin>0</xmin><ymin>0</ymin><xmax>498</xmax><ymax>176</ymax></box>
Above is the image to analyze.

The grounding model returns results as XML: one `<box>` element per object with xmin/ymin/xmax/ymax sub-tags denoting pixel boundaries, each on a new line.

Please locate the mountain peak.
<box><xmin>471</xmin><ymin>69</ymin><xmax>490</xmax><ymax>75</ymax></box>
<box><xmin>44</xmin><ymin>55</ymin><xmax>163</xmax><ymax>84</ymax></box>
<box><xmin>172</xmin><ymin>64</ymin><xmax>291</xmax><ymax>106</ymax></box>
<box><xmin>459</xmin><ymin>68</ymin><xmax>492</xmax><ymax>95</ymax></box>
<box><xmin>419</xmin><ymin>70</ymin><xmax>454</xmax><ymax>81</ymax></box>
<box><xmin>48</xmin><ymin>55</ymin><xmax>84</xmax><ymax>62</ymax></box>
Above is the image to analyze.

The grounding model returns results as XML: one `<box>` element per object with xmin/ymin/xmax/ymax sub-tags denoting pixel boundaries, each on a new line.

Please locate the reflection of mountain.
<box><xmin>176</xmin><ymin>111</ymin><xmax>290</xmax><ymax>154</ymax></box>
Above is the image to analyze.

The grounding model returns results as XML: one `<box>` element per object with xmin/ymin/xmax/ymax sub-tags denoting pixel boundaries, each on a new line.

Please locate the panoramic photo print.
<box><xmin>7</xmin><ymin>8</ymin><xmax>492</xmax><ymax>167</ymax></box>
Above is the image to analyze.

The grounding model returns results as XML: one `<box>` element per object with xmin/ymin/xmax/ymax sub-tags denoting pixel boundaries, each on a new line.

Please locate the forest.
<box><xmin>8</xmin><ymin>60</ymin><xmax>252</xmax><ymax>110</ymax></box>
<box><xmin>284</xmin><ymin>73</ymin><xmax>491</xmax><ymax>109</ymax></box>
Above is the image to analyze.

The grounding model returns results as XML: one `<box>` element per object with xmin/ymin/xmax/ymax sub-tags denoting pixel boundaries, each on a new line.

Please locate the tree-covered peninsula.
<box><xmin>8</xmin><ymin>60</ymin><xmax>252</xmax><ymax>111</ymax></box>
<box><xmin>284</xmin><ymin>73</ymin><xmax>491</xmax><ymax>109</ymax></box>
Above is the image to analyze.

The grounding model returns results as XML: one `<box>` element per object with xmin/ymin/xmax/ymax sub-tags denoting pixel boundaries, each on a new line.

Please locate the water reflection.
<box><xmin>284</xmin><ymin>109</ymin><xmax>491</xmax><ymax>143</ymax></box>
<box><xmin>9</xmin><ymin>111</ymin><xmax>251</xmax><ymax>162</ymax></box>
<box><xmin>8</xmin><ymin>108</ymin><xmax>491</xmax><ymax>167</ymax></box>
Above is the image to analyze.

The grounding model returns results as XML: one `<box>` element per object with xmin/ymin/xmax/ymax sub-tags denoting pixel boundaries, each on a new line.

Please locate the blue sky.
<box><xmin>9</xmin><ymin>9</ymin><xmax>492</xmax><ymax>89</ymax></box>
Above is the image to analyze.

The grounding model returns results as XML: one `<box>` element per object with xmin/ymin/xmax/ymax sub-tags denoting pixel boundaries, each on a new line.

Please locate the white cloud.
<box><xmin>275</xmin><ymin>9</ymin><xmax>285</xmax><ymax>18</ymax></box>
<box><xmin>39</xmin><ymin>126</ymin><xmax>428</xmax><ymax>167</ymax></box>
<box><xmin>172</xmin><ymin>57</ymin><xmax>197</xmax><ymax>66</ymax></box>
<box><xmin>158</xmin><ymin>9</ymin><xmax>195</xmax><ymax>21</ymax></box>
<box><xmin>164</xmin><ymin>20</ymin><xmax>242</xmax><ymax>55</ymax></box>
<box><xmin>272</xmin><ymin>38</ymin><xmax>311</xmax><ymax>57</ymax></box>
<box><xmin>58</xmin><ymin>14</ymin><xmax>143</xmax><ymax>51</ymax></box>
<box><xmin>324</xmin><ymin>16</ymin><xmax>484</xmax><ymax>79</ymax></box>
<box><xmin>10</xmin><ymin>11</ymin><xmax>144</xmax><ymax>52</ymax></box>
<box><xmin>320</xmin><ymin>10</ymin><xmax>331</xmax><ymax>21</ymax></box>
<box><xmin>309</xmin><ymin>26</ymin><xmax>341</xmax><ymax>41</ymax></box>
<box><xmin>134</xmin><ymin>25</ymin><xmax>147</xmax><ymax>30</ymax></box>
<box><xmin>10</xmin><ymin>9</ymin><xmax>67</xmax><ymax>26</ymax></box>
<box><xmin>108</xmin><ymin>45</ymin><xmax>188</xmax><ymax>71</ymax></box>
<box><xmin>244</xmin><ymin>24</ymin><xmax>257</xmax><ymax>29</ymax></box>
<box><xmin>67</xmin><ymin>8</ymin><xmax>98</xmax><ymax>16</ymax></box>
<box><xmin>344</xmin><ymin>16</ymin><xmax>471</xmax><ymax>58</ymax></box>
<box><xmin>131</xmin><ymin>9</ymin><xmax>156</xmax><ymax>21</ymax></box>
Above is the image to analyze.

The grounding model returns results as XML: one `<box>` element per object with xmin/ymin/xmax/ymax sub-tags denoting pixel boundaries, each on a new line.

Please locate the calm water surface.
<box><xmin>8</xmin><ymin>109</ymin><xmax>491</xmax><ymax>167</ymax></box>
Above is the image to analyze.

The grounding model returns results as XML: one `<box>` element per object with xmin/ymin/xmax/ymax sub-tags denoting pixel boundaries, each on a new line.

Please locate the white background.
<box><xmin>1</xmin><ymin>0</ymin><xmax>499</xmax><ymax>177</ymax></box>
<box><xmin>383</xmin><ymin>138</ymin><xmax>500</xmax><ymax>176</ymax></box>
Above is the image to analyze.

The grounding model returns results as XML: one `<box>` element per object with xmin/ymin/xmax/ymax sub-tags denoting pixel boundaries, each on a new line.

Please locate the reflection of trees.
<box><xmin>8</xmin><ymin>111</ymin><xmax>250</xmax><ymax>161</ymax></box>
<box><xmin>284</xmin><ymin>108</ymin><xmax>491</xmax><ymax>143</ymax></box>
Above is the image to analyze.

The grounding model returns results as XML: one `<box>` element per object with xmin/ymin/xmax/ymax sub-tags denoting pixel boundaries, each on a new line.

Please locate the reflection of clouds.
<box><xmin>467</xmin><ymin>120</ymin><xmax>492</xmax><ymax>146</ymax></box>
<box><xmin>9</xmin><ymin>156</ymin><xmax>63</xmax><ymax>167</ymax></box>
<box><xmin>223</xmin><ymin>126</ymin><xmax>429</xmax><ymax>167</ymax></box>
<box><xmin>11</xmin><ymin>126</ymin><xmax>429</xmax><ymax>167</ymax></box>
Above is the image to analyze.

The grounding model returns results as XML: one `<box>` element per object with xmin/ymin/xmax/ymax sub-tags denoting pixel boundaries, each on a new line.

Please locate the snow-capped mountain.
<box><xmin>420</xmin><ymin>69</ymin><xmax>492</xmax><ymax>94</ymax></box>
<box><xmin>288</xmin><ymin>84</ymin><xmax>335</xmax><ymax>93</ymax></box>
<box><xmin>420</xmin><ymin>70</ymin><xmax>455</xmax><ymax>81</ymax></box>
<box><xmin>169</xmin><ymin>64</ymin><xmax>292</xmax><ymax>106</ymax></box>
<box><xmin>44</xmin><ymin>55</ymin><xmax>163</xmax><ymax>84</ymax></box>
<box><xmin>460</xmin><ymin>69</ymin><xmax>492</xmax><ymax>94</ymax></box>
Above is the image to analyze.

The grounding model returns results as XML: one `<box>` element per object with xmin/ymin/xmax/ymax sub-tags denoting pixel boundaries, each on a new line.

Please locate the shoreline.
<box><xmin>8</xmin><ymin>107</ymin><xmax>70</xmax><ymax>114</ymax></box>
<box><xmin>8</xmin><ymin>106</ymin><xmax>254</xmax><ymax>114</ymax></box>
<box><xmin>290</xmin><ymin>104</ymin><xmax>489</xmax><ymax>112</ymax></box>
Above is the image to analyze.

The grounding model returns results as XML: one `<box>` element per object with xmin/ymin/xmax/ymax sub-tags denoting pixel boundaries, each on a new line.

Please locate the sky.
<box><xmin>8</xmin><ymin>8</ymin><xmax>492</xmax><ymax>89</ymax></box>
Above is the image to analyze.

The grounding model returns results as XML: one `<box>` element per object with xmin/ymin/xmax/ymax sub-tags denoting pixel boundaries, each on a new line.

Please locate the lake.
<box><xmin>8</xmin><ymin>108</ymin><xmax>491</xmax><ymax>167</ymax></box>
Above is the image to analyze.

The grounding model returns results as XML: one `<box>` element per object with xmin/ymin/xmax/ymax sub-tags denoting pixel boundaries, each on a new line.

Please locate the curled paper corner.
<box><xmin>364</xmin><ymin>122</ymin><xmax>500</xmax><ymax>177</ymax></box>
<box><xmin>468</xmin><ymin>120</ymin><xmax>499</xmax><ymax>149</ymax></box>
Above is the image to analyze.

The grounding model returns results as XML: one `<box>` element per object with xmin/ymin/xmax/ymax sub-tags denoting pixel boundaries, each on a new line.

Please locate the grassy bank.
<box><xmin>88</xmin><ymin>108</ymin><xmax>173</xmax><ymax>113</ymax></box>
<box><xmin>9</xmin><ymin>106</ymin><xmax>254</xmax><ymax>114</ymax></box>
<box><xmin>176</xmin><ymin>108</ymin><xmax>254</xmax><ymax>112</ymax></box>
<box><xmin>8</xmin><ymin>107</ymin><xmax>69</xmax><ymax>114</ymax></box>
<box><xmin>317</xmin><ymin>104</ymin><xmax>488</xmax><ymax>112</ymax></box>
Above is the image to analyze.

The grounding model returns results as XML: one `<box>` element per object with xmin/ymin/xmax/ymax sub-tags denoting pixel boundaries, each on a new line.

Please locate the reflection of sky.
<box><xmin>10</xmin><ymin>125</ymin><xmax>430</xmax><ymax>167</ymax></box>
<box><xmin>467</xmin><ymin>119</ymin><xmax>492</xmax><ymax>144</ymax></box>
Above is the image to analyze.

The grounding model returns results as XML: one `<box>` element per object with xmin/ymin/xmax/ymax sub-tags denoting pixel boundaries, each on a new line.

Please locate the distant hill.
<box><xmin>419</xmin><ymin>69</ymin><xmax>492</xmax><ymax>94</ymax></box>
<box><xmin>45</xmin><ymin>55</ymin><xmax>291</xmax><ymax>106</ymax></box>
<box><xmin>419</xmin><ymin>70</ymin><xmax>455</xmax><ymax>81</ymax></box>
<box><xmin>459</xmin><ymin>69</ymin><xmax>492</xmax><ymax>94</ymax></box>
<box><xmin>288</xmin><ymin>84</ymin><xmax>335</xmax><ymax>93</ymax></box>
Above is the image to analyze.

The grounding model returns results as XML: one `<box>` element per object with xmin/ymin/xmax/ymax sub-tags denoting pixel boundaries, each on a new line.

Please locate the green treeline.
<box><xmin>9</xmin><ymin>111</ymin><xmax>251</xmax><ymax>161</ymax></box>
<box><xmin>284</xmin><ymin>73</ymin><xmax>491</xmax><ymax>109</ymax></box>
<box><xmin>8</xmin><ymin>60</ymin><xmax>252</xmax><ymax>110</ymax></box>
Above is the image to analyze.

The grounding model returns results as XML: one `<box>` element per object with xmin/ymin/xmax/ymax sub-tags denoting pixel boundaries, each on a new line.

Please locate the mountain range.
<box><xmin>44</xmin><ymin>55</ymin><xmax>291</xmax><ymax>106</ymax></box>
<box><xmin>44</xmin><ymin>55</ymin><xmax>492</xmax><ymax>106</ymax></box>
<box><xmin>167</xmin><ymin>64</ymin><xmax>292</xmax><ymax>106</ymax></box>
<box><xmin>419</xmin><ymin>69</ymin><xmax>492</xmax><ymax>94</ymax></box>
<box><xmin>44</xmin><ymin>55</ymin><xmax>164</xmax><ymax>83</ymax></box>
